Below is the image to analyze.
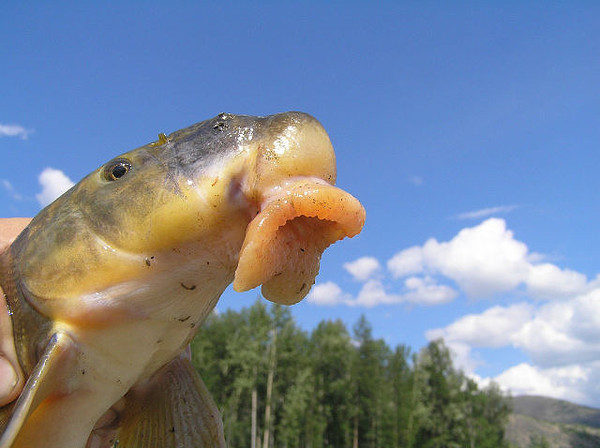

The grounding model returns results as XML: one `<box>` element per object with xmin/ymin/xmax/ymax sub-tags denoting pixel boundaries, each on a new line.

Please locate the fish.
<box><xmin>0</xmin><ymin>112</ymin><xmax>365</xmax><ymax>448</ymax></box>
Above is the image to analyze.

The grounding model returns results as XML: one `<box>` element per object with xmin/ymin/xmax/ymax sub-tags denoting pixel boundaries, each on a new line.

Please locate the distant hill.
<box><xmin>507</xmin><ymin>395</ymin><xmax>600</xmax><ymax>448</ymax></box>
<box><xmin>513</xmin><ymin>396</ymin><xmax>600</xmax><ymax>428</ymax></box>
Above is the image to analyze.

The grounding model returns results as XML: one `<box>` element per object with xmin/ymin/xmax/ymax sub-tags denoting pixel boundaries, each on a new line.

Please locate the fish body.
<box><xmin>0</xmin><ymin>112</ymin><xmax>365</xmax><ymax>447</ymax></box>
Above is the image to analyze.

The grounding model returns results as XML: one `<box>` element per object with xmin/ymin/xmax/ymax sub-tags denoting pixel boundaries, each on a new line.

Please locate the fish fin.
<box><xmin>115</xmin><ymin>355</ymin><xmax>226</xmax><ymax>447</ymax></box>
<box><xmin>0</xmin><ymin>332</ymin><xmax>76</xmax><ymax>448</ymax></box>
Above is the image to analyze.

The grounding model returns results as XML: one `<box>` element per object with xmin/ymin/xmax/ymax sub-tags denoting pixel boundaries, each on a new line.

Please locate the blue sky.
<box><xmin>2</xmin><ymin>2</ymin><xmax>600</xmax><ymax>406</ymax></box>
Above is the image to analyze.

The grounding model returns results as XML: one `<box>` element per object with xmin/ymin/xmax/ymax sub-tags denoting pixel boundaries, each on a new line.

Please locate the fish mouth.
<box><xmin>233</xmin><ymin>178</ymin><xmax>365</xmax><ymax>305</ymax></box>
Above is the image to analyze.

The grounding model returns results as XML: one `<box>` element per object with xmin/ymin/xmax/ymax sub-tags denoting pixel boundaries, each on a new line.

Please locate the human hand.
<box><xmin>0</xmin><ymin>218</ymin><xmax>30</xmax><ymax>407</ymax></box>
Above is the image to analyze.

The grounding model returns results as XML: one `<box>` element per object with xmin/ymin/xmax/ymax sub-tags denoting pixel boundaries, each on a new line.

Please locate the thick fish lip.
<box><xmin>233</xmin><ymin>177</ymin><xmax>365</xmax><ymax>305</ymax></box>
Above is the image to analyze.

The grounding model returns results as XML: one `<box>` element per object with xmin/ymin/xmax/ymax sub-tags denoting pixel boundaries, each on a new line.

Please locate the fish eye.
<box><xmin>104</xmin><ymin>159</ymin><xmax>132</xmax><ymax>181</ymax></box>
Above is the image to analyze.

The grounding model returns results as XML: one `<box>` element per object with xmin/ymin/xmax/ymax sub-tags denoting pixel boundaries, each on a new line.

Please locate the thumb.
<box><xmin>0</xmin><ymin>356</ymin><xmax>21</xmax><ymax>406</ymax></box>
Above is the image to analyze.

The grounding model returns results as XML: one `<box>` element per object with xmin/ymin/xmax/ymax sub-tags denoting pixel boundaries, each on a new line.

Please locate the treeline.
<box><xmin>191</xmin><ymin>300</ymin><xmax>511</xmax><ymax>448</ymax></box>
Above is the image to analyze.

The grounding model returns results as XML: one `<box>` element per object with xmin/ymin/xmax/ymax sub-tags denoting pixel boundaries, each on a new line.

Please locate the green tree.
<box><xmin>192</xmin><ymin>300</ymin><xmax>272</xmax><ymax>447</ymax></box>
<box><xmin>309</xmin><ymin>319</ymin><xmax>354</xmax><ymax>447</ymax></box>
<box><xmin>528</xmin><ymin>434</ymin><xmax>551</xmax><ymax>448</ymax></box>
<box><xmin>411</xmin><ymin>340</ymin><xmax>512</xmax><ymax>448</ymax></box>
<box><xmin>192</xmin><ymin>306</ymin><xmax>513</xmax><ymax>448</ymax></box>
<box><xmin>384</xmin><ymin>345</ymin><xmax>413</xmax><ymax>447</ymax></box>
<box><xmin>470</xmin><ymin>382</ymin><xmax>511</xmax><ymax>448</ymax></box>
<box><xmin>413</xmin><ymin>339</ymin><xmax>469</xmax><ymax>448</ymax></box>
<box><xmin>267</xmin><ymin>304</ymin><xmax>310</xmax><ymax>447</ymax></box>
<box><xmin>351</xmin><ymin>315</ymin><xmax>390</xmax><ymax>448</ymax></box>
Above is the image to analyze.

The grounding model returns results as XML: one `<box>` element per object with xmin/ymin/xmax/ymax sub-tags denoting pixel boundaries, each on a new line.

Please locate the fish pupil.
<box><xmin>104</xmin><ymin>160</ymin><xmax>132</xmax><ymax>181</ymax></box>
<box><xmin>112</xmin><ymin>165</ymin><xmax>128</xmax><ymax>179</ymax></box>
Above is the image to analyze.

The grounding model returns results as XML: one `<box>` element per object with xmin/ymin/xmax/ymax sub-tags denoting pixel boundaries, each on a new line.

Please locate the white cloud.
<box><xmin>351</xmin><ymin>280</ymin><xmax>402</xmax><ymax>307</ymax></box>
<box><xmin>427</xmin><ymin>303</ymin><xmax>533</xmax><ymax>349</ymax></box>
<box><xmin>526</xmin><ymin>263</ymin><xmax>588</xmax><ymax>298</ymax></box>
<box><xmin>403</xmin><ymin>276</ymin><xmax>458</xmax><ymax>306</ymax></box>
<box><xmin>387</xmin><ymin>246</ymin><xmax>424</xmax><ymax>278</ymax></box>
<box><xmin>427</xmin><ymin>303</ymin><xmax>534</xmax><ymax>374</ymax></box>
<box><xmin>455</xmin><ymin>205</ymin><xmax>518</xmax><ymax>220</ymax></box>
<box><xmin>428</xmin><ymin>291</ymin><xmax>600</xmax><ymax>370</ymax></box>
<box><xmin>421</xmin><ymin>219</ymin><xmax>530</xmax><ymax>297</ymax></box>
<box><xmin>317</xmin><ymin>218</ymin><xmax>594</xmax><ymax>307</ymax></box>
<box><xmin>343</xmin><ymin>257</ymin><xmax>381</xmax><ymax>282</ymax></box>
<box><xmin>388</xmin><ymin>218</ymin><xmax>591</xmax><ymax>299</ymax></box>
<box><xmin>0</xmin><ymin>123</ymin><xmax>33</xmax><ymax>139</ymax></box>
<box><xmin>512</xmin><ymin>289</ymin><xmax>600</xmax><ymax>368</ymax></box>
<box><xmin>309</xmin><ymin>276</ymin><xmax>457</xmax><ymax>308</ymax></box>
<box><xmin>307</xmin><ymin>281</ymin><xmax>349</xmax><ymax>306</ymax></box>
<box><xmin>428</xmin><ymin>288</ymin><xmax>600</xmax><ymax>403</ymax></box>
<box><xmin>493</xmin><ymin>362</ymin><xmax>593</xmax><ymax>405</ymax></box>
<box><xmin>36</xmin><ymin>167</ymin><xmax>75</xmax><ymax>207</ymax></box>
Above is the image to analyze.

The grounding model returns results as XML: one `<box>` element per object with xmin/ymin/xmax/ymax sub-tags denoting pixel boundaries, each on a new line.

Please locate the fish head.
<box><xmin>13</xmin><ymin>112</ymin><xmax>364</xmax><ymax>325</ymax></box>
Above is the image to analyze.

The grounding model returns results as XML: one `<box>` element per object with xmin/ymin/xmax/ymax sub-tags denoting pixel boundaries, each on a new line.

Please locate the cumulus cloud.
<box><xmin>514</xmin><ymin>289</ymin><xmax>600</xmax><ymax>367</ymax></box>
<box><xmin>495</xmin><ymin>363</ymin><xmax>591</xmax><ymax>404</ymax></box>
<box><xmin>307</xmin><ymin>276</ymin><xmax>457</xmax><ymax>308</ymax></box>
<box><xmin>387</xmin><ymin>246</ymin><xmax>424</xmax><ymax>277</ymax></box>
<box><xmin>389</xmin><ymin>219</ymin><xmax>530</xmax><ymax>296</ymax></box>
<box><xmin>307</xmin><ymin>281</ymin><xmax>350</xmax><ymax>306</ymax></box>
<box><xmin>526</xmin><ymin>263</ymin><xmax>588</xmax><ymax>298</ymax></box>
<box><xmin>0</xmin><ymin>123</ymin><xmax>33</xmax><ymax>139</ymax></box>
<box><xmin>343</xmin><ymin>257</ymin><xmax>381</xmax><ymax>281</ymax></box>
<box><xmin>455</xmin><ymin>205</ymin><xmax>518</xmax><ymax>220</ymax></box>
<box><xmin>308</xmin><ymin>280</ymin><xmax>399</xmax><ymax>308</ymax></box>
<box><xmin>351</xmin><ymin>280</ymin><xmax>401</xmax><ymax>307</ymax></box>
<box><xmin>403</xmin><ymin>276</ymin><xmax>458</xmax><ymax>305</ymax></box>
<box><xmin>428</xmin><ymin>288</ymin><xmax>600</xmax><ymax>405</ymax></box>
<box><xmin>427</xmin><ymin>303</ymin><xmax>534</xmax><ymax>349</ymax></box>
<box><xmin>427</xmin><ymin>303</ymin><xmax>534</xmax><ymax>374</ymax></box>
<box><xmin>429</xmin><ymin>290</ymin><xmax>600</xmax><ymax>370</ymax></box>
<box><xmin>388</xmin><ymin>218</ymin><xmax>592</xmax><ymax>299</ymax></box>
<box><xmin>314</xmin><ymin>218</ymin><xmax>594</xmax><ymax>307</ymax></box>
<box><xmin>36</xmin><ymin>167</ymin><xmax>75</xmax><ymax>207</ymax></box>
<box><xmin>315</xmin><ymin>218</ymin><xmax>596</xmax><ymax>309</ymax></box>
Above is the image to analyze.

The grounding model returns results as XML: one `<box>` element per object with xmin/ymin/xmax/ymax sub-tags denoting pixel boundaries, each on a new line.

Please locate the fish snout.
<box><xmin>248</xmin><ymin>112</ymin><xmax>336</xmax><ymax>198</ymax></box>
<box><xmin>233</xmin><ymin>112</ymin><xmax>365</xmax><ymax>305</ymax></box>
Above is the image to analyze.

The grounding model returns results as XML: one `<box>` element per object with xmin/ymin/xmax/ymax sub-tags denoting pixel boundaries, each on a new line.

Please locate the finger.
<box><xmin>0</xmin><ymin>218</ymin><xmax>31</xmax><ymax>247</ymax></box>
<box><xmin>0</xmin><ymin>218</ymin><xmax>30</xmax><ymax>405</ymax></box>
<box><xmin>0</xmin><ymin>356</ymin><xmax>20</xmax><ymax>407</ymax></box>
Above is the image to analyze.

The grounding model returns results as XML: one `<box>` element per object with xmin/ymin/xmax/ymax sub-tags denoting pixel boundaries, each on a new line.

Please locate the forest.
<box><xmin>191</xmin><ymin>300</ymin><xmax>512</xmax><ymax>448</ymax></box>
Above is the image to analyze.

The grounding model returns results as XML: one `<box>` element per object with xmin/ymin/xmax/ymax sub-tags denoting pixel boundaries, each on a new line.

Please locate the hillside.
<box><xmin>507</xmin><ymin>396</ymin><xmax>600</xmax><ymax>448</ymax></box>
